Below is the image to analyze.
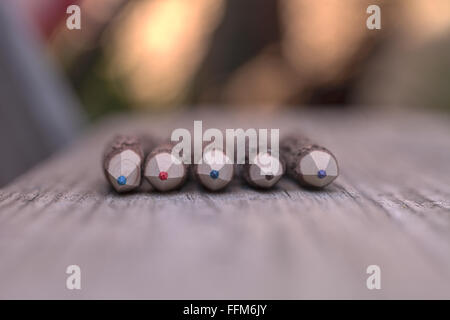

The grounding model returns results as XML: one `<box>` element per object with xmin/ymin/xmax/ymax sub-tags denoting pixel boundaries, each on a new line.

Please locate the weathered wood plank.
<box><xmin>0</xmin><ymin>110</ymin><xmax>449</xmax><ymax>299</ymax></box>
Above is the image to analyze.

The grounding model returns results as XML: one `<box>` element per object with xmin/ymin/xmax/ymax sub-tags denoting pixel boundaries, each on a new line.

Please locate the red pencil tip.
<box><xmin>159</xmin><ymin>171</ymin><xmax>168</xmax><ymax>180</ymax></box>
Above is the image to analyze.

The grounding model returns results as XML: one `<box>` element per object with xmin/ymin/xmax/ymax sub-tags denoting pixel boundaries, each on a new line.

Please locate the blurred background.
<box><xmin>0</xmin><ymin>0</ymin><xmax>449</xmax><ymax>186</ymax></box>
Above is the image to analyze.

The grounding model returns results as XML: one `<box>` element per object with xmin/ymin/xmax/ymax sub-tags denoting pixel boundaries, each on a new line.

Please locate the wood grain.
<box><xmin>0</xmin><ymin>110</ymin><xmax>449</xmax><ymax>299</ymax></box>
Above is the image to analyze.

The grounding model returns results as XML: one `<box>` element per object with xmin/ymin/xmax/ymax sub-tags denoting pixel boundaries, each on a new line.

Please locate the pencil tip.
<box><xmin>159</xmin><ymin>171</ymin><xmax>168</xmax><ymax>180</ymax></box>
<box><xmin>209</xmin><ymin>170</ymin><xmax>219</xmax><ymax>179</ymax></box>
<box><xmin>317</xmin><ymin>170</ymin><xmax>327</xmax><ymax>179</ymax></box>
<box><xmin>117</xmin><ymin>175</ymin><xmax>127</xmax><ymax>185</ymax></box>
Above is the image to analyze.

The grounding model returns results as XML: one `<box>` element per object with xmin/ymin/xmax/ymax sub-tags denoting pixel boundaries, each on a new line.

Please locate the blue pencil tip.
<box><xmin>117</xmin><ymin>175</ymin><xmax>127</xmax><ymax>185</ymax></box>
<box><xmin>210</xmin><ymin>170</ymin><xmax>219</xmax><ymax>179</ymax></box>
<box><xmin>317</xmin><ymin>170</ymin><xmax>327</xmax><ymax>179</ymax></box>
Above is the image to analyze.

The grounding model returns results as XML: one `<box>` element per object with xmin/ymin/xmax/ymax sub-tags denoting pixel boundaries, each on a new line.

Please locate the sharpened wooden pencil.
<box><xmin>102</xmin><ymin>135</ymin><xmax>145</xmax><ymax>193</ymax></box>
<box><xmin>143</xmin><ymin>143</ymin><xmax>188</xmax><ymax>192</ymax></box>
<box><xmin>241</xmin><ymin>148</ymin><xmax>284</xmax><ymax>189</ymax></box>
<box><xmin>194</xmin><ymin>144</ymin><xmax>234</xmax><ymax>191</ymax></box>
<box><xmin>281</xmin><ymin>135</ymin><xmax>339</xmax><ymax>188</ymax></box>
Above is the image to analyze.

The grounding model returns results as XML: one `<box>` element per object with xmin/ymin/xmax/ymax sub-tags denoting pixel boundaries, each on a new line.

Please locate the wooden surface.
<box><xmin>1</xmin><ymin>110</ymin><xmax>450</xmax><ymax>299</ymax></box>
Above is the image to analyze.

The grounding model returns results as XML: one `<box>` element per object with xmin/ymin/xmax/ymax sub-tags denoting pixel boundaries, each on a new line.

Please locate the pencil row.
<box><xmin>102</xmin><ymin>134</ymin><xmax>339</xmax><ymax>193</ymax></box>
